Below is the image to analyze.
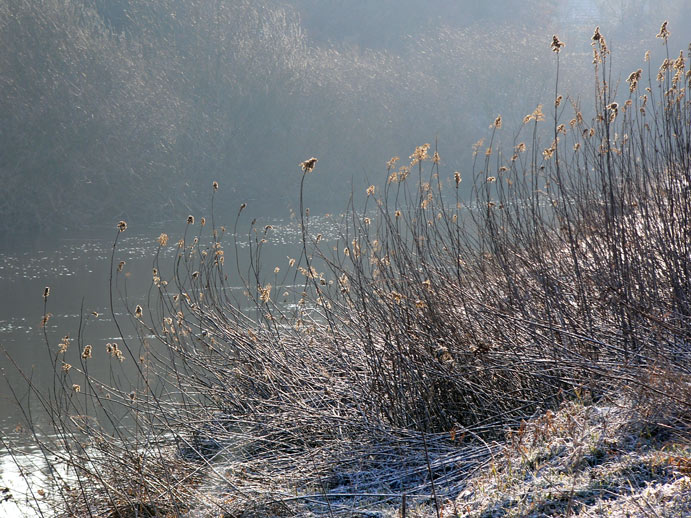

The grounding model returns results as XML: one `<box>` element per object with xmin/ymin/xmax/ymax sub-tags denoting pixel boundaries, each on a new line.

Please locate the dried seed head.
<box><xmin>187</xmin><ymin>215</ymin><xmax>194</xmax><ymax>225</ymax></box>
<box><xmin>158</xmin><ymin>233</ymin><xmax>169</xmax><ymax>246</ymax></box>
<box><xmin>592</xmin><ymin>26</ymin><xmax>601</xmax><ymax>41</ymax></box>
<box><xmin>551</xmin><ymin>35</ymin><xmax>565</xmax><ymax>53</ymax></box>
<box><xmin>656</xmin><ymin>21</ymin><xmax>669</xmax><ymax>42</ymax></box>
<box><xmin>386</xmin><ymin>156</ymin><xmax>399</xmax><ymax>169</ymax></box>
<box><xmin>58</xmin><ymin>335</ymin><xmax>70</xmax><ymax>353</ymax></box>
<box><xmin>300</xmin><ymin>157</ymin><xmax>318</xmax><ymax>173</ymax></box>
<box><xmin>43</xmin><ymin>286</ymin><xmax>50</xmax><ymax>300</ymax></box>
<box><xmin>212</xmin><ymin>181</ymin><xmax>219</xmax><ymax>190</ymax></box>
<box><xmin>117</xmin><ymin>220</ymin><xmax>127</xmax><ymax>232</ymax></box>
<box><xmin>134</xmin><ymin>305</ymin><xmax>143</xmax><ymax>318</ymax></box>
<box><xmin>81</xmin><ymin>344</ymin><xmax>92</xmax><ymax>359</ymax></box>
<box><xmin>410</xmin><ymin>143</ymin><xmax>430</xmax><ymax>165</ymax></box>
<box><xmin>259</xmin><ymin>284</ymin><xmax>271</xmax><ymax>303</ymax></box>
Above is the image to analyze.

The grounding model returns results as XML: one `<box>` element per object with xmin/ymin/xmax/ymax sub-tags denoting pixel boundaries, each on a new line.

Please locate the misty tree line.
<box><xmin>0</xmin><ymin>0</ymin><xmax>686</xmax><ymax>236</ymax></box>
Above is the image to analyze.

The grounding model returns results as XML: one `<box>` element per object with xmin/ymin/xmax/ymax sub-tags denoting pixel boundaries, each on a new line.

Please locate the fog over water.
<box><xmin>1</xmin><ymin>1</ymin><xmax>689</xmax><ymax>237</ymax></box>
<box><xmin>1</xmin><ymin>2</ymin><xmax>690</xmax><ymax>515</ymax></box>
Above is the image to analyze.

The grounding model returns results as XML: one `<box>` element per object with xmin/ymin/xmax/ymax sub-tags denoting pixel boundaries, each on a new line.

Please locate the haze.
<box><xmin>1</xmin><ymin>0</ymin><xmax>689</xmax><ymax>237</ymax></box>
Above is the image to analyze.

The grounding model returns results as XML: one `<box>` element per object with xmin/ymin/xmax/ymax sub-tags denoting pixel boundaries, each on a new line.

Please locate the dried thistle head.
<box><xmin>81</xmin><ymin>344</ymin><xmax>92</xmax><ymax>359</ymax></box>
<box><xmin>656</xmin><ymin>21</ymin><xmax>669</xmax><ymax>42</ymax></box>
<box><xmin>212</xmin><ymin>181</ymin><xmax>219</xmax><ymax>191</ymax></box>
<box><xmin>134</xmin><ymin>305</ymin><xmax>143</xmax><ymax>318</ymax></box>
<box><xmin>300</xmin><ymin>157</ymin><xmax>318</xmax><ymax>173</ymax></box>
<box><xmin>551</xmin><ymin>35</ymin><xmax>565</xmax><ymax>53</ymax></box>
<box><xmin>117</xmin><ymin>220</ymin><xmax>127</xmax><ymax>232</ymax></box>
<box><xmin>187</xmin><ymin>215</ymin><xmax>194</xmax><ymax>225</ymax></box>
<box><xmin>454</xmin><ymin>171</ymin><xmax>462</xmax><ymax>186</ymax></box>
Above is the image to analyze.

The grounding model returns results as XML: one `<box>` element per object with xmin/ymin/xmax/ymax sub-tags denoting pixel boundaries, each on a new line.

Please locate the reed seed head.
<box><xmin>300</xmin><ymin>157</ymin><xmax>318</xmax><ymax>173</ymax></box>
<box><xmin>551</xmin><ymin>35</ymin><xmax>565</xmax><ymax>53</ymax></box>
<box><xmin>656</xmin><ymin>21</ymin><xmax>669</xmax><ymax>42</ymax></box>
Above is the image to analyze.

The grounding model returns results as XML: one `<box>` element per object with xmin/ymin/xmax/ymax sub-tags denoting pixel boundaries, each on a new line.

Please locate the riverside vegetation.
<box><xmin>1</xmin><ymin>25</ymin><xmax>690</xmax><ymax>517</ymax></box>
